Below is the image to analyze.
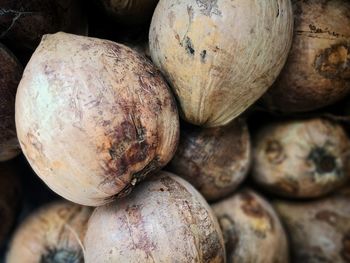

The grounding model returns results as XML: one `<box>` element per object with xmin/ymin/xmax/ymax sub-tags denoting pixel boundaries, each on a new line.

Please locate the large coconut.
<box><xmin>149</xmin><ymin>0</ymin><xmax>293</xmax><ymax>127</ymax></box>
<box><xmin>263</xmin><ymin>0</ymin><xmax>350</xmax><ymax>112</ymax></box>
<box><xmin>15</xmin><ymin>32</ymin><xmax>179</xmax><ymax>206</ymax></box>
<box><xmin>84</xmin><ymin>172</ymin><xmax>226</xmax><ymax>263</ymax></box>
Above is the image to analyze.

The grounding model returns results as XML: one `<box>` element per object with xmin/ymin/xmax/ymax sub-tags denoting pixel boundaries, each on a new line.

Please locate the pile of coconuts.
<box><xmin>0</xmin><ymin>0</ymin><xmax>350</xmax><ymax>262</ymax></box>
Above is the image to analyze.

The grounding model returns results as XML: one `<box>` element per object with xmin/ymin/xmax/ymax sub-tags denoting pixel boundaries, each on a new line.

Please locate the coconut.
<box><xmin>15</xmin><ymin>32</ymin><xmax>179</xmax><ymax>206</ymax></box>
<box><xmin>262</xmin><ymin>0</ymin><xmax>350</xmax><ymax>112</ymax></box>
<box><xmin>252</xmin><ymin>118</ymin><xmax>350</xmax><ymax>198</ymax></box>
<box><xmin>149</xmin><ymin>0</ymin><xmax>293</xmax><ymax>127</ymax></box>
<box><xmin>84</xmin><ymin>172</ymin><xmax>226</xmax><ymax>263</ymax></box>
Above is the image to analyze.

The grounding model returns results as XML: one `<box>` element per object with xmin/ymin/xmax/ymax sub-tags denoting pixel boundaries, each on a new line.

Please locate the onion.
<box><xmin>252</xmin><ymin>118</ymin><xmax>350</xmax><ymax>198</ymax></box>
<box><xmin>0</xmin><ymin>0</ymin><xmax>87</xmax><ymax>52</ymax></box>
<box><xmin>6</xmin><ymin>201</ymin><xmax>92</xmax><ymax>263</ymax></box>
<box><xmin>262</xmin><ymin>0</ymin><xmax>350</xmax><ymax>112</ymax></box>
<box><xmin>274</xmin><ymin>190</ymin><xmax>350</xmax><ymax>262</ymax></box>
<box><xmin>15</xmin><ymin>32</ymin><xmax>179</xmax><ymax>206</ymax></box>
<box><xmin>84</xmin><ymin>171</ymin><xmax>226</xmax><ymax>263</ymax></box>
<box><xmin>99</xmin><ymin>0</ymin><xmax>159</xmax><ymax>25</ymax></box>
<box><xmin>0</xmin><ymin>44</ymin><xmax>22</xmax><ymax>161</ymax></box>
<box><xmin>149</xmin><ymin>0</ymin><xmax>293</xmax><ymax>127</ymax></box>
<box><xmin>0</xmin><ymin>161</ymin><xmax>21</xmax><ymax>246</ymax></box>
<box><xmin>212</xmin><ymin>189</ymin><xmax>289</xmax><ymax>263</ymax></box>
<box><xmin>168</xmin><ymin>118</ymin><xmax>251</xmax><ymax>201</ymax></box>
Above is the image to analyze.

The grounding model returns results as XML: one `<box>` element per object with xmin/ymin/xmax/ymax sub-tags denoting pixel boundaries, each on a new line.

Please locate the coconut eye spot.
<box><xmin>40</xmin><ymin>248</ymin><xmax>83</xmax><ymax>263</ymax></box>
<box><xmin>308</xmin><ymin>147</ymin><xmax>336</xmax><ymax>175</ymax></box>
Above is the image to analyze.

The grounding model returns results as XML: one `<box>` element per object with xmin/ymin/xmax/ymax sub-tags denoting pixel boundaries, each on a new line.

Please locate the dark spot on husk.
<box><xmin>200</xmin><ymin>50</ymin><xmax>207</xmax><ymax>63</ymax></box>
<box><xmin>314</xmin><ymin>43</ymin><xmax>350</xmax><ymax>79</ymax></box>
<box><xmin>341</xmin><ymin>230</ymin><xmax>350</xmax><ymax>262</ymax></box>
<box><xmin>315</xmin><ymin>210</ymin><xmax>338</xmax><ymax>226</ymax></box>
<box><xmin>265</xmin><ymin>140</ymin><xmax>286</xmax><ymax>164</ymax></box>
<box><xmin>185</xmin><ymin>37</ymin><xmax>195</xmax><ymax>56</ymax></box>
<box><xmin>308</xmin><ymin>147</ymin><xmax>337</xmax><ymax>175</ymax></box>
<box><xmin>40</xmin><ymin>248</ymin><xmax>83</xmax><ymax>263</ymax></box>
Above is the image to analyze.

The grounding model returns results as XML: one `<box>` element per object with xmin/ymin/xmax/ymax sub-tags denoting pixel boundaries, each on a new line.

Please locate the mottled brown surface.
<box><xmin>0</xmin><ymin>162</ymin><xmax>22</xmax><ymax>246</ymax></box>
<box><xmin>168</xmin><ymin>118</ymin><xmax>251</xmax><ymax>201</ymax></box>
<box><xmin>213</xmin><ymin>189</ymin><xmax>289</xmax><ymax>263</ymax></box>
<box><xmin>253</xmin><ymin>118</ymin><xmax>350</xmax><ymax>198</ymax></box>
<box><xmin>84</xmin><ymin>172</ymin><xmax>225</xmax><ymax>263</ymax></box>
<box><xmin>274</xmin><ymin>192</ymin><xmax>350</xmax><ymax>263</ymax></box>
<box><xmin>100</xmin><ymin>0</ymin><xmax>159</xmax><ymax>25</ymax></box>
<box><xmin>0</xmin><ymin>43</ymin><xmax>22</xmax><ymax>161</ymax></box>
<box><xmin>0</xmin><ymin>0</ymin><xmax>87</xmax><ymax>51</ymax></box>
<box><xmin>263</xmin><ymin>0</ymin><xmax>350</xmax><ymax>112</ymax></box>
<box><xmin>6</xmin><ymin>201</ymin><xmax>93</xmax><ymax>263</ymax></box>
<box><xmin>16</xmin><ymin>32</ymin><xmax>179</xmax><ymax>206</ymax></box>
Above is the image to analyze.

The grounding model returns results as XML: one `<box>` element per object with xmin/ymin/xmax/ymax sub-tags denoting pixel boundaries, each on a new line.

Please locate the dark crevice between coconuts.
<box><xmin>114</xmin><ymin>156</ymin><xmax>161</xmax><ymax>199</ymax></box>
<box><xmin>40</xmin><ymin>248</ymin><xmax>83</xmax><ymax>263</ymax></box>
<box><xmin>308</xmin><ymin>147</ymin><xmax>337</xmax><ymax>175</ymax></box>
<box><xmin>0</xmin><ymin>9</ymin><xmax>36</xmax><ymax>38</ymax></box>
<box><xmin>217</xmin><ymin>214</ymin><xmax>238</xmax><ymax>259</ymax></box>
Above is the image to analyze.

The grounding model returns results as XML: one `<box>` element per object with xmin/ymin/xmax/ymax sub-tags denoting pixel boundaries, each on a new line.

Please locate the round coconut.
<box><xmin>6</xmin><ymin>201</ymin><xmax>93</xmax><ymax>263</ymax></box>
<box><xmin>0</xmin><ymin>43</ymin><xmax>22</xmax><ymax>162</ymax></box>
<box><xmin>252</xmin><ymin>118</ymin><xmax>350</xmax><ymax>198</ymax></box>
<box><xmin>149</xmin><ymin>0</ymin><xmax>293</xmax><ymax>127</ymax></box>
<box><xmin>212</xmin><ymin>189</ymin><xmax>289</xmax><ymax>263</ymax></box>
<box><xmin>263</xmin><ymin>0</ymin><xmax>350</xmax><ymax>112</ymax></box>
<box><xmin>84</xmin><ymin>172</ymin><xmax>226</xmax><ymax>263</ymax></box>
<box><xmin>15</xmin><ymin>32</ymin><xmax>179</xmax><ymax>206</ymax></box>
<box><xmin>274</xmin><ymin>191</ymin><xmax>350</xmax><ymax>263</ymax></box>
<box><xmin>168</xmin><ymin>118</ymin><xmax>251</xmax><ymax>201</ymax></box>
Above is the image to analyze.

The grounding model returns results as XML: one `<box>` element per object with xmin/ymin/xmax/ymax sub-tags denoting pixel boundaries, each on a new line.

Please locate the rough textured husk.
<box><xmin>100</xmin><ymin>0</ymin><xmax>159</xmax><ymax>25</ymax></box>
<box><xmin>84</xmin><ymin>172</ymin><xmax>226</xmax><ymax>263</ymax></box>
<box><xmin>6</xmin><ymin>201</ymin><xmax>93</xmax><ymax>263</ymax></box>
<box><xmin>149</xmin><ymin>0</ymin><xmax>293</xmax><ymax>127</ymax></box>
<box><xmin>212</xmin><ymin>189</ymin><xmax>289</xmax><ymax>263</ymax></box>
<box><xmin>0</xmin><ymin>43</ymin><xmax>22</xmax><ymax>161</ymax></box>
<box><xmin>263</xmin><ymin>0</ymin><xmax>350</xmax><ymax>112</ymax></box>
<box><xmin>274</xmin><ymin>190</ymin><xmax>350</xmax><ymax>263</ymax></box>
<box><xmin>168</xmin><ymin>118</ymin><xmax>251</xmax><ymax>201</ymax></box>
<box><xmin>15</xmin><ymin>32</ymin><xmax>179</xmax><ymax>206</ymax></box>
<box><xmin>252</xmin><ymin>118</ymin><xmax>350</xmax><ymax>198</ymax></box>
<box><xmin>0</xmin><ymin>0</ymin><xmax>87</xmax><ymax>51</ymax></box>
<box><xmin>0</xmin><ymin>162</ymin><xmax>22</xmax><ymax>246</ymax></box>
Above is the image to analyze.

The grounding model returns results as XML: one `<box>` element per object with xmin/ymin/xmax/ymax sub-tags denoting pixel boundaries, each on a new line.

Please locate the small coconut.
<box><xmin>6</xmin><ymin>201</ymin><xmax>93</xmax><ymax>263</ymax></box>
<box><xmin>274</xmin><ymin>191</ymin><xmax>350</xmax><ymax>263</ymax></box>
<box><xmin>168</xmin><ymin>118</ymin><xmax>251</xmax><ymax>201</ymax></box>
<box><xmin>84</xmin><ymin>171</ymin><xmax>226</xmax><ymax>263</ymax></box>
<box><xmin>212</xmin><ymin>189</ymin><xmax>289</xmax><ymax>263</ymax></box>
<box><xmin>15</xmin><ymin>32</ymin><xmax>179</xmax><ymax>206</ymax></box>
<box><xmin>0</xmin><ymin>161</ymin><xmax>22</xmax><ymax>246</ymax></box>
<box><xmin>252</xmin><ymin>118</ymin><xmax>350</xmax><ymax>198</ymax></box>
<box><xmin>149</xmin><ymin>0</ymin><xmax>293</xmax><ymax>127</ymax></box>
<box><xmin>262</xmin><ymin>0</ymin><xmax>350</xmax><ymax>112</ymax></box>
<box><xmin>0</xmin><ymin>43</ymin><xmax>22</xmax><ymax>162</ymax></box>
